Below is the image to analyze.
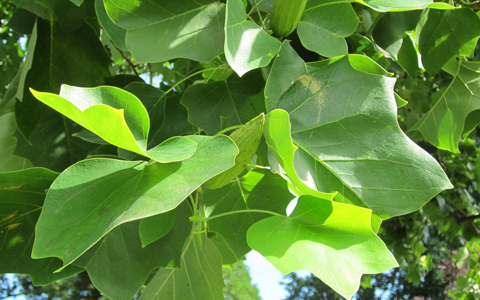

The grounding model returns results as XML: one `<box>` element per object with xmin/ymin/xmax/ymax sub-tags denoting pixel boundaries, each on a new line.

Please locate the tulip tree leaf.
<box><xmin>0</xmin><ymin>113</ymin><xmax>32</xmax><ymax>172</ymax></box>
<box><xmin>31</xmin><ymin>85</ymin><xmax>197</xmax><ymax>163</ymax></box>
<box><xmin>416</xmin><ymin>8</ymin><xmax>480</xmax><ymax>75</ymax></box>
<box><xmin>139</xmin><ymin>210</ymin><xmax>176</xmax><ymax>247</ymax></box>
<box><xmin>104</xmin><ymin>0</ymin><xmax>226</xmax><ymax>63</ymax></box>
<box><xmin>15</xmin><ymin>19</ymin><xmax>111</xmax><ymax>140</ymax></box>
<box><xmin>410</xmin><ymin>60</ymin><xmax>480</xmax><ymax>153</ymax></box>
<box><xmin>32</xmin><ymin>135</ymin><xmax>238</xmax><ymax>268</ymax></box>
<box><xmin>139</xmin><ymin>235</ymin><xmax>224</xmax><ymax>300</ymax></box>
<box><xmin>0</xmin><ymin>168</ymin><xmax>82</xmax><ymax>285</ymax></box>
<box><xmin>225</xmin><ymin>0</ymin><xmax>281</xmax><ymax>76</ymax></box>
<box><xmin>263</xmin><ymin>110</ymin><xmax>336</xmax><ymax>200</ymax></box>
<box><xmin>372</xmin><ymin>11</ymin><xmax>422</xmax><ymax>59</ymax></box>
<box><xmin>203</xmin><ymin>169</ymin><xmax>295</xmax><ymax>263</ymax></box>
<box><xmin>95</xmin><ymin>0</ymin><xmax>127</xmax><ymax>50</ymax></box>
<box><xmin>269</xmin><ymin>56</ymin><xmax>452</xmax><ymax>218</ymax></box>
<box><xmin>247</xmin><ymin>195</ymin><xmax>398</xmax><ymax>300</ymax></box>
<box><xmin>265</xmin><ymin>41</ymin><xmax>307</xmax><ymax>112</ymax></box>
<box><xmin>357</xmin><ymin>0</ymin><xmax>432</xmax><ymax>12</ymax></box>
<box><xmin>204</xmin><ymin>114</ymin><xmax>265</xmax><ymax>189</ymax></box>
<box><xmin>297</xmin><ymin>1</ymin><xmax>358</xmax><ymax>58</ymax></box>
<box><xmin>181</xmin><ymin>70</ymin><xmax>265</xmax><ymax>135</ymax></box>
<box><xmin>84</xmin><ymin>202</ymin><xmax>192</xmax><ymax>300</ymax></box>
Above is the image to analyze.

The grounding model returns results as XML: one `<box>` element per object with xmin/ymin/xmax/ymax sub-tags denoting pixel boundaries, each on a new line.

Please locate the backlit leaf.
<box><xmin>31</xmin><ymin>85</ymin><xmax>197</xmax><ymax>163</ymax></box>
<box><xmin>247</xmin><ymin>195</ymin><xmax>398</xmax><ymax>299</ymax></box>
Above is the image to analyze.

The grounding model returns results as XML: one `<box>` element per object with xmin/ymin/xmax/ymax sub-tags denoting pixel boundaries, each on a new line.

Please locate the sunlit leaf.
<box><xmin>31</xmin><ymin>85</ymin><xmax>197</xmax><ymax>163</ymax></box>
<box><xmin>267</xmin><ymin>56</ymin><xmax>452</xmax><ymax>218</ymax></box>
<box><xmin>225</xmin><ymin>0</ymin><xmax>281</xmax><ymax>76</ymax></box>
<box><xmin>104</xmin><ymin>0</ymin><xmax>225</xmax><ymax>63</ymax></box>
<box><xmin>247</xmin><ymin>195</ymin><xmax>398</xmax><ymax>299</ymax></box>
<box><xmin>32</xmin><ymin>135</ymin><xmax>238</xmax><ymax>268</ymax></box>
<box><xmin>204</xmin><ymin>169</ymin><xmax>294</xmax><ymax>263</ymax></box>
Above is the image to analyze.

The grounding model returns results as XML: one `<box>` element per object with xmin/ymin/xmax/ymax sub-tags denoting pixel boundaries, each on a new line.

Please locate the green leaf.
<box><xmin>204</xmin><ymin>114</ymin><xmax>265</xmax><ymax>189</ymax></box>
<box><xmin>269</xmin><ymin>56</ymin><xmax>452</xmax><ymax>218</ymax></box>
<box><xmin>95</xmin><ymin>0</ymin><xmax>127</xmax><ymax>50</ymax></box>
<box><xmin>0</xmin><ymin>168</ymin><xmax>82</xmax><ymax>285</ymax></box>
<box><xmin>139</xmin><ymin>235</ymin><xmax>224</xmax><ymax>300</ymax></box>
<box><xmin>123</xmin><ymin>82</ymin><xmax>167</xmax><ymax>145</ymax></box>
<box><xmin>31</xmin><ymin>85</ymin><xmax>197</xmax><ymax>163</ymax></box>
<box><xmin>264</xmin><ymin>110</ymin><xmax>336</xmax><ymax>200</ymax></box>
<box><xmin>34</xmin><ymin>0</ymin><xmax>88</xmax><ymax>32</ymax></box>
<box><xmin>204</xmin><ymin>169</ymin><xmax>295</xmax><ymax>263</ymax></box>
<box><xmin>104</xmin><ymin>0</ymin><xmax>226</xmax><ymax>63</ymax></box>
<box><xmin>181</xmin><ymin>70</ymin><xmax>266</xmax><ymax>135</ymax></box>
<box><xmin>225</xmin><ymin>0</ymin><xmax>281</xmax><ymax>76</ymax></box>
<box><xmin>32</xmin><ymin>135</ymin><xmax>238</xmax><ymax>268</ymax></box>
<box><xmin>397</xmin><ymin>33</ymin><xmax>420</xmax><ymax>78</ymax></box>
<box><xmin>15</xmin><ymin>19</ymin><xmax>111</xmax><ymax>140</ymax></box>
<box><xmin>13</xmin><ymin>109</ymin><xmax>102</xmax><ymax>172</ymax></box>
<box><xmin>247</xmin><ymin>195</ymin><xmax>398</xmax><ymax>299</ymax></box>
<box><xmin>357</xmin><ymin>0</ymin><xmax>432</xmax><ymax>12</ymax></box>
<box><xmin>372</xmin><ymin>11</ymin><xmax>422</xmax><ymax>59</ymax></box>
<box><xmin>265</xmin><ymin>41</ymin><xmax>307</xmax><ymax>112</ymax></box>
<box><xmin>297</xmin><ymin>1</ymin><xmax>358</xmax><ymax>58</ymax></box>
<box><xmin>149</xmin><ymin>93</ymin><xmax>195</xmax><ymax>148</ymax></box>
<box><xmin>416</xmin><ymin>8</ymin><xmax>480</xmax><ymax>75</ymax></box>
<box><xmin>85</xmin><ymin>202</ymin><xmax>192</xmax><ymax>300</ymax></box>
<box><xmin>0</xmin><ymin>113</ymin><xmax>32</xmax><ymax>172</ymax></box>
<box><xmin>11</xmin><ymin>0</ymin><xmax>52</xmax><ymax>20</ymax></box>
<box><xmin>410</xmin><ymin>60</ymin><xmax>480</xmax><ymax>153</ymax></box>
<box><xmin>139</xmin><ymin>210</ymin><xmax>175</xmax><ymax>247</ymax></box>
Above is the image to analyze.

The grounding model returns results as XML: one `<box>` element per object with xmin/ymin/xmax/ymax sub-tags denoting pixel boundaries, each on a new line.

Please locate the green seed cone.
<box><xmin>203</xmin><ymin>114</ymin><xmax>265</xmax><ymax>189</ymax></box>
<box><xmin>270</xmin><ymin>0</ymin><xmax>307</xmax><ymax>37</ymax></box>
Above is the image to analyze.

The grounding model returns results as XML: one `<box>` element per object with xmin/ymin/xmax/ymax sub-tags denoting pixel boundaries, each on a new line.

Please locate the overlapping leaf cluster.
<box><xmin>1</xmin><ymin>0</ymin><xmax>479</xmax><ymax>299</ymax></box>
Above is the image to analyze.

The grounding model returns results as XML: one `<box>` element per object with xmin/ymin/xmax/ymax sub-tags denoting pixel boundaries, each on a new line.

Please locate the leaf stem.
<box><xmin>214</xmin><ymin>125</ymin><xmax>242</xmax><ymax>136</ymax></box>
<box><xmin>164</xmin><ymin>66</ymin><xmax>230</xmax><ymax>95</ymax></box>
<box><xmin>110</xmin><ymin>40</ymin><xmax>139</xmax><ymax>76</ymax></box>
<box><xmin>206</xmin><ymin>209</ymin><xmax>282</xmax><ymax>221</ymax></box>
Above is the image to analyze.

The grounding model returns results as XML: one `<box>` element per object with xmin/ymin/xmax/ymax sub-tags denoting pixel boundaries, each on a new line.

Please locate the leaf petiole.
<box><xmin>205</xmin><ymin>209</ymin><xmax>283</xmax><ymax>222</ymax></box>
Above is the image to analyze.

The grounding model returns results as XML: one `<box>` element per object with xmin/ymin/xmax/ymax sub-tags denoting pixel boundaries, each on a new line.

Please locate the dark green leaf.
<box><xmin>410</xmin><ymin>60</ymin><xmax>480</xmax><ymax>153</ymax></box>
<box><xmin>372</xmin><ymin>11</ymin><xmax>422</xmax><ymax>58</ymax></box>
<box><xmin>0</xmin><ymin>168</ymin><xmax>82</xmax><ymax>285</ymax></box>
<box><xmin>139</xmin><ymin>235</ymin><xmax>224</xmax><ymax>300</ymax></box>
<box><xmin>181</xmin><ymin>70</ymin><xmax>265</xmax><ymax>135</ymax></box>
<box><xmin>139</xmin><ymin>210</ymin><xmax>175</xmax><ymax>247</ymax></box>
<box><xmin>0</xmin><ymin>113</ymin><xmax>32</xmax><ymax>172</ymax></box>
<box><xmin>95</xmin><ymin>0</ymin><xmax>127</xmax><ymax>50</ymax></box>
<box><xmin>204</xmin><ymin>169</ymin><xmax>295</xmax><ymax>263</ymax></box>
<box><xmin>416</xmin><ymin>8</ymin><xmax>480</xmax><ymax>75</ymax></box>
<box><xmin>85</xmin><ymin>202</ymin><xmax>192</xmax><ymax>300</ymax></box>
<box><xmin>15</xmin><ymin>19</ymin><xmax>111</xmax><ymax>140</ymax></box>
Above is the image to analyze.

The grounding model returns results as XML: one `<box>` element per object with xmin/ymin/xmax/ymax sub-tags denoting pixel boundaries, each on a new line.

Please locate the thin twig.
<box><xmin>110</xmin><ymin>40</ymin><xmax>139</xmax><ymax>76</ymax></box>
